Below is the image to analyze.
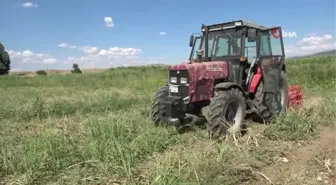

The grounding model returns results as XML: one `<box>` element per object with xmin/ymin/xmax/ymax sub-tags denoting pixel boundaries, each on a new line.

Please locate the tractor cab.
<box><xmin>189</xmin><ymin>20</ymin><xmax>285</xmax><ymax>62</ymax></box>
<box><xmin>188</xmin><ymin>20</ymin><xmax>286</xmax><ymax>92</ymax></box>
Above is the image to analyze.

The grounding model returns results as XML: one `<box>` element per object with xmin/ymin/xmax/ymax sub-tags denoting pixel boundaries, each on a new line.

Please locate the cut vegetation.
<box><xmin>0</xmin><ymin>55</ymin><xmax>335</xmax><ymax>185</ymax></box>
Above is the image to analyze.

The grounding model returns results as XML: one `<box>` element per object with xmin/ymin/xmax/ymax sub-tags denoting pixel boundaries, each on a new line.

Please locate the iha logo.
<box><xmin>271</xmin><ymin>29</ymin><xmax>297</xmax><ymax>38</ymax></box>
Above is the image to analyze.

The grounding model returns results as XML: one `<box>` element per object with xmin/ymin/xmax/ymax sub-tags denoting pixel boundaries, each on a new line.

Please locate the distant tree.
<box><xmin>71</xmin><ymin>63</ymin><xmax>82</xmax><ymax>74</ymax></box>
<box><xmin>36</xmin><ymin>70</ymin><xmax>47</xmax><ymax>76</ymax></box>
<box><xmin>0</xmin><ymin>42</ymin><xmax>11</xmax><ymax>75</ymax></box>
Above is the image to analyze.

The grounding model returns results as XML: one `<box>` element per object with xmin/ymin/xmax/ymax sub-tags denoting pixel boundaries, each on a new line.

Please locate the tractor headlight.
<box><xmin>170</xmin><ymin>77</ymin><xmax>177</xmax><ymax>83</ymax></box>
<box><xmin>180</xmin><ymin>77</ymin><xmax>187</xmax><ymax>84</ymax></box>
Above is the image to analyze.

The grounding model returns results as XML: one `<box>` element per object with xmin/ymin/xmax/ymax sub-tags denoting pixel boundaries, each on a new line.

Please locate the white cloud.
<box><xmin>7</xmin><ymin>43</ymin><xmax>173</xmax><ymax>70</ymax></box>
<box><xmin>57</xmin><ymin>43</ymin><xmax>68</xmax><ymax>48</ymax></box>
<box><xmin>58</xmin><ymin>42</ymin><xmax>143</xmax><ymax>58</ymax></box>
<box><xmin>21</xmin><ymin>2</ymin><xmax>38</xmax><ymax>8</ymax></box>
<box><xmin>50</xmin><ymin>42</ymin><xmax>149</xmax><ymax>68</ymax></box>
<box><xmin>99</xmin><ymin>47</ymin><xmax>142</xmax><ymax>56</ymax></box>
<box><xmin>104</xmin><ymin>17</ymin><xmax>114</xmax><ymax>28</ymax></box>
<box><xmin>78</xmin><ymin>46</ymin><xmax>99</xmax><ymax>54</ymax></box>
<box><xmin>58</xmin><ymin>43</ymin><xmax>99</xmax><ymax>54</ymax></box>
<box><xmin>7</xmin><ymin>49</ymin><xmax>57</xmax><ymax>64</ymax></box>
<box><xmin>57</xmin><ymin>43</ymin><xmax>77</xmax><ymax>49</ymax></box>
<box><xmin>62</xmin><ymin>46</ymin><xmax>144</xmax><ymax>68</ymax></box>
<box><xmin>297</xmin><ymin>34</ymin><xmax>333</xmax><ymax>45</ymax></box>
<box><xmin>43</xmin><ymin>58</ymin><xmax>57</xmax><ymax>64</ymax></box>
<box><xmin>68</xmin><ymin>45</ymin><xmax>77</xmax><ymax>49</ymax></box>
<box><xmin>159</xmin><ymin>32</ymin><xmax>167</xmax><ymax>36</ymax></box>
<box><xmin>22</xmin><ymin>50</ymin><xmax>34</xmax><ymax>57</ymax></box>
<box><xmin>285</xmin><ymin>34</ymin><xmax>335</xmax><ymax>57</ymax></box>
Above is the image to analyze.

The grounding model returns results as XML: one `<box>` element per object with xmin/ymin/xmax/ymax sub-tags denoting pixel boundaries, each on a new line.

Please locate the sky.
<box><xmin>0</xmin><ymin>0</ymin><xmax>335</xmax><ymax>71</ymax></box>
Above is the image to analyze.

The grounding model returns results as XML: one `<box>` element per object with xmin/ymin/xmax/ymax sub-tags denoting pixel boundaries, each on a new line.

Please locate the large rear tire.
<box><xmin>204</xmin><ymin>88</ymin><xmax>246</xmax><ymax>138</ymax></box>
<box><xmin>151</xmin><ymin>86</ymin><xmax>179</xmax><ymax>126</ymax></box>
<box><xmin>253</xmin><ymin>71</ymin><xmax>289</xmax><ymax>123</ymax></box>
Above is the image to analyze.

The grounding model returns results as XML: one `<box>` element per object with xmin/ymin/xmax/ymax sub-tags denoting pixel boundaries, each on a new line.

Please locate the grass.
<box><xmin>0</xmin><ymin>56</ymin><xmax>335</xmax><ymax>185</ymax></box>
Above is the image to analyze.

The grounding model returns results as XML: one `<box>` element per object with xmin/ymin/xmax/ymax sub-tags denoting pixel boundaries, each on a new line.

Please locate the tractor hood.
<box><xmin>168</xmin><ymin>61</ymin><xmax>229</xmax><ymax>102</ymax></box>
<box><xmin>168</xmin><ymin>61</ymin><xmax>229</xmax><ymax>80</ymax></box>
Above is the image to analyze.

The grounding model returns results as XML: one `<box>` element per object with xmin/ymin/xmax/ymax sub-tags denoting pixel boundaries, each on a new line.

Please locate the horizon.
<box><xmin>1</xmin><ymin>0</ymin><xmax>335</xmax><ymax>72</ymax></box>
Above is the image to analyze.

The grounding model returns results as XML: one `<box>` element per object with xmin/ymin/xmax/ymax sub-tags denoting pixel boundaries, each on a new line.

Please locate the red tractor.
<box><xmin>151</xmin><ymin>20</ymin><xmax>300</xmax><ymax>137</ymax></box>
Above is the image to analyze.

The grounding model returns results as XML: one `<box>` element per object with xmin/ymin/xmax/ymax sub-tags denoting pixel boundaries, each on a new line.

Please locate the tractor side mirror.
<box><xmin>189</xmin><ymin>34</ymin><xmax>194</xmax><ymax>47</ymax></box>
<box><xmin>248</xmin><ymin>29</ymin><xmax>257</xmax><ymax>42</ymax></box>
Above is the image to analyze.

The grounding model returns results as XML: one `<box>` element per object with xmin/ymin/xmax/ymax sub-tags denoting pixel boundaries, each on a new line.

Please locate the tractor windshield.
<box><xmin>209</xmin><ymin>30</ymin><xmax>243</xmax><ymax>58</ymax></box>
<box><xmin>189</xmin><ymin>29</ymin><xmax>243</xmax><ymax>61</ymax></box>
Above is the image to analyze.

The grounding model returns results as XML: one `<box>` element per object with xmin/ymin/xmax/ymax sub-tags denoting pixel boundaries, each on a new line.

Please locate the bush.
<box><xmin>36</xmin><ymin>70</ymin><xmax>47</xmax><ymax>76</ymax></box>
<box><xmin>71</xmin><ymin>63</ymin><xmax>82</xmax><ymax>74</ymax></box>
<box><xmin>0</xmin><ymin>42</ymin><xmax>11</xmax><ymax>75</ymax></box>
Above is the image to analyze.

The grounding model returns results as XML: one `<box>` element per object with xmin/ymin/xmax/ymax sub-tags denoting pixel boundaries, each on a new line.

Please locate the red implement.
<box><xmin>288</xmin><ymin>85</ymin><xmax>304</xmax><ymax>109</ymax></box>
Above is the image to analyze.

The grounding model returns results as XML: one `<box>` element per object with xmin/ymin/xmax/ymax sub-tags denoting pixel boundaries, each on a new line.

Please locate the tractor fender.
<box><xmin>249</xmin><ymin>65</ymin><xmax>286</xmax><ymax>94</ymax></box>
<box><xmin>214</xmin><ymin>82</ymin><xmax>245</xmax><ymax>94</ymax></box>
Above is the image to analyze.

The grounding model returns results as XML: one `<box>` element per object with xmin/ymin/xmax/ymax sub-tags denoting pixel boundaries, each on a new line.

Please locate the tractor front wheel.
<box><xmin>204</xmin><ymin>88</ymin><xmax>246</xmax><ymax>138</ymax></box>
<box><xmin>151</xmin><ymin>86</ymin><xmax>180</xmax><ymax>126</ymax></box>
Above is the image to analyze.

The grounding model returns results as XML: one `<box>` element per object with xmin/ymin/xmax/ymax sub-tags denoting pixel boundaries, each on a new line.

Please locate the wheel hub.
<box><xmin>224</xmin><ymin>100</ymin><xmax>244</xmax><ymax>134</ymax></box>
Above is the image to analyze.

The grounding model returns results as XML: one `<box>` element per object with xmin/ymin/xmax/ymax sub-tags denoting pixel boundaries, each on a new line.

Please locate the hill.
<box><xmin>0</xmin><ymin>55</ymin><xmax>335</xmax><ymax>185</ymax></box>
<box><xmin>311</xmin><ymin>49</ymin><xmax>336</xmax><ymax>56</ymax></box>
<box><xmin>288</xmin><ymin>49</ymin><xmax>336</xmax><ymax>60</ymax></box>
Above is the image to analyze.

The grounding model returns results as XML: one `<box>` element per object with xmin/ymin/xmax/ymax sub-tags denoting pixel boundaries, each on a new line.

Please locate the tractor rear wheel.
<box><xmin>253</xmin><ymin>71</ymin><xmax>289</xmax><ymax>123</ymax></box>
<box><xmin>204</xmin><ymin>88</ymin><xmax>246</xmax><ymax>138</ymax></box>
<box><xmin>151</xmin><ymin>86</ymin><xmax>180</xmax><ymax>126</ymax></box>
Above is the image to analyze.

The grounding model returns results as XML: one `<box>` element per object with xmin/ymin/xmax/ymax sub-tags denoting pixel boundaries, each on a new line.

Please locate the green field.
<box><xmin>0</xmin><ymin>56</ymin><xmax>335</xmax><ymax>185</ymax></box>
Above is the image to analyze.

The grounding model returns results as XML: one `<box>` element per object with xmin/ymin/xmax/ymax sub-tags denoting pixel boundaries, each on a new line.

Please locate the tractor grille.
<box><xmin>168</xmin><ymin>70</ymin><xmax>189</xmax><ymax>84</ymax></box>
<box><xmin>169</xmin><ymin>69</ymin><xmax>189</xmax><ymax>97</ymax></box>
<box><xmin>169</xmin><ymin>85</ymin><xmax>189</xmax><ymax>97</ymax></box>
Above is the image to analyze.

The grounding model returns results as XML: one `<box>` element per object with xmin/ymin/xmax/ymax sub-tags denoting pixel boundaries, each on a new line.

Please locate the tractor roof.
<box><xmin>203</xmin><ymin>20</ymin><xmax>271</xmax><ymax>32</ymax></box>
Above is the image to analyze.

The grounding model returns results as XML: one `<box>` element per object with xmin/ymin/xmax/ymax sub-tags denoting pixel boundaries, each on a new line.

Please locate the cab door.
<box><xmin>189</xmin><ymin>36</ymin><xmax>202</xmax><ymax>61</ymax></box>
<box><xmin>257</xmin><ymin>27</ymin><xmax>285</xmax><ymax>58</ymax></box>
<box><xmin>256</xmin><ymin>27</ymin><xmax>285</xmax><ymax>94</ymax></box>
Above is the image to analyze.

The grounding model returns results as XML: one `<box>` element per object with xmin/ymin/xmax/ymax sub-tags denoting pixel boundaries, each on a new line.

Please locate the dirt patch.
<box><xmin>259</xmin><ymin>125</ymin><xmax>336</xmax><ymax>184</ymax></box>
<box><xmin>304</xmin><ymin>96</ymin><xmax>324</xmax><ymax>109</ymax></box>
